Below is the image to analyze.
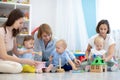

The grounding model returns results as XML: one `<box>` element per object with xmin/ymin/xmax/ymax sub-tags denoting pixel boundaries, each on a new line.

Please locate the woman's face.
<box><xmin>13</xmin><ymin>17</ymin><xmax>24</xmax><ymax>29</ymax></box>
<box><xmin>99</xmin><ymin>24</ymin><xmax>108</xmax><ymax>37</ymax></box>
<box><xmin>41</xmin><ymin>32</ymin><xmax>51</xmax><ymax>42</ymax></box>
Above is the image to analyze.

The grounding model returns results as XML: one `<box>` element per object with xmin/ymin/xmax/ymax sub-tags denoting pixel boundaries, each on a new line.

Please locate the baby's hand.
<box><xmin>74</xmin><ymin>59</ymin><xmax>81</xmax><ymax>65</ymax></box>
<box><xmin>73</xmin><ymin>67</ymin><xmax>78</xmax><ymax>70</ymax></box>
<box><xmin>102</xmin><ymin>58</ymin><xmax>108</xmax><ymax>62</ymax></box>
<box><xmin>33</xmin><ymin>52</ymin><xmax>42</xmax><ymax>56</ymax></box>
<box><xmin>26</xmin><ymin>49</ymin><xmax>33</xmax><ymax>53</ymax></box>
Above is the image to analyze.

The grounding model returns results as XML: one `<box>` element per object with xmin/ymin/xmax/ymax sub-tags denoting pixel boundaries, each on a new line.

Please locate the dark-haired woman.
<box><xmin>85</xmin><ymin>19</ymin><xmax>118</xmax><ymax>71</ymax></box>
<box><xmin>0</xmin><ymin>9</ymin><xmax>39</xmax><ymax>73</ymax></box>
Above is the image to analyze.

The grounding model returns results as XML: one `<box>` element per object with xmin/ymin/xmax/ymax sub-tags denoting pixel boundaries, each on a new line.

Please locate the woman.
<box><xmin>0</xmin><ymin>9</ymin><xmax>39</xmax><ymax>73</ymax></box>
<box><xmin>34</xmin><ymin>24</ymin><xmax>80</xmax><ymax>67</ymax></box>
<box><xmin>85</xmin><ymin>19</ymin><xmax>118</xmax><ymax>71</ymax></box>
<box><xmin>33</xmin><ymin>24</ymin><xmax>56</xmax><ymax>66</ymax></box>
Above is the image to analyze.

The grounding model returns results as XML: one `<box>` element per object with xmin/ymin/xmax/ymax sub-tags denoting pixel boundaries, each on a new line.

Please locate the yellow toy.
<box><xmin>22</xmin><ymin>64</ymin><xmax>36</xmax><ymax>73</ymax></box>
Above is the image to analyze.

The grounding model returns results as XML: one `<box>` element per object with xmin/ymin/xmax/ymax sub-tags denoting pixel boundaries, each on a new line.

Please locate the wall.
<box><xmin>30</xmin><ymin>0</ymin><xmax>57</xmax><ymax>31</ymax></box>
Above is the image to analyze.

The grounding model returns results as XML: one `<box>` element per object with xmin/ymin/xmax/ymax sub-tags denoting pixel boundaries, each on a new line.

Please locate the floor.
<box><xmin>0</xmin><ymin>71</ymin><xmax>120</xmax><ymax>80</ymax></box>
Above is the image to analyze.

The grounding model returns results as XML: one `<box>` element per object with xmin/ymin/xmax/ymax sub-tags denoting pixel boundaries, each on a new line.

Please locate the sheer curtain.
<box><xmin>96</xmin><ymin>0</ymin><xmax>120</xmax><ymax>58</ymax></box>
<box><xmin>54</xmin><ymin>0</ymin><xmax>88</xmax><ymax>51</ymax></box>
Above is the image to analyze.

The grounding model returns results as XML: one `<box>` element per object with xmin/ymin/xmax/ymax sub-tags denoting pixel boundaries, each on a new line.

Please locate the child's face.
<box><xmin>56</xmin><ymin>43</ymin><xmax>65</xmax><ymax>54</ymax></box>
<box><xmin>95</xmin><ymin>42</ymin><xmax>103</xmax><ymax>51</ymax></box>
<box><xmin>24</xmin><ymin>40</ymin><xmax>34</xmax><ymax>49</ymax></box>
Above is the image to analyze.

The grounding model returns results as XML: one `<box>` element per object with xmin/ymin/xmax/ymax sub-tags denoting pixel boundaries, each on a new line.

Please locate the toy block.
<box><xmin>90</xmin><ymin>56</ymin><xmax>107</xmax><ymax>72</ymax></box>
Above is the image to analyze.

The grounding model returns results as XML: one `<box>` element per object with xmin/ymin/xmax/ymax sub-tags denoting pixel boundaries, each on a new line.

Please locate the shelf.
<box><xmin>0</xmin><ymin>17</ymin><xmax>7</xmax><ymax>22</ymax></box>
<box><xmin>0</xmin><ymin>2</ymin><xmax>14</xmax><ymax>9</ymax></box>
<box><xmin>0</xmin><ymin>2</ymin><xmax>30</xmax><ymax>6</ymax></box>
<box><xmin>0</xmin><ymin>2</ymin><xmax>30</xmax><ymax>9</ymax></box>
<box><xmin>0</xmin><ymin>1</ymin><xmax>31</xmax><ymax>34</ymax></box>
<box><xmin>18</xmin><ymin>34</ymin><xmax>29</xmax><ymax>36</ymax></box>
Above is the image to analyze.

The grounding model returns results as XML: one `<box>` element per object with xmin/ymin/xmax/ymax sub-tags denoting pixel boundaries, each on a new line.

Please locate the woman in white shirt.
<box><xmin>85</xmin><ymin>20</ymin><xmax>118</xmax><ymax>71</ymax></box>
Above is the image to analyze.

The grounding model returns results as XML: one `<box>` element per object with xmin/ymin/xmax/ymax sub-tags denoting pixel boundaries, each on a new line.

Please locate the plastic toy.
<box><xmin>36</xmin><ymin>62</ymin><xmax>46</xmax><ymax>69</ymax></box>
<box><xmin>22</xmin><ymin>64</ymin><xmax>36</xmax><ymax>73</ymax></box>
<box><xmin>56</xmin><ymin>58</ymin><xmax>65</xmax><ymax>72</ymax></box>
<box><xmin>90</xmin><ymin>56</ymin><xmax>107</xmax><ymax>72</ymax></box>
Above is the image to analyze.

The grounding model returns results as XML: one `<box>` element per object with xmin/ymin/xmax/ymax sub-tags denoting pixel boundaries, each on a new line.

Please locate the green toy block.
<box><xmin>91</xmin><ymin>56</ymin><xmax>106</xmax><ymax>65</ymax></box>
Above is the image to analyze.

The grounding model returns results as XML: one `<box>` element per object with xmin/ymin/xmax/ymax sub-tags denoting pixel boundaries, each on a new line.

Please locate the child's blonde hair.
<box><xmin>94</xmin><ymin>36</ymin><xmax>104</xmax><ymax>44</ymax></box>
<box><xmin>56</xmin><ymin>39</ymin><xmax>67</xmax><ymax>49</ymax></box>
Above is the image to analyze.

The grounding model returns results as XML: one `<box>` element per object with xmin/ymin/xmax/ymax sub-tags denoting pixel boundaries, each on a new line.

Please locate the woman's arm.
<box><xmin>104</xmin><ymin>44</ymin><xmax>115</xmax><ymax>62</ymax></box>
<box><xmin>85</xmin><ymin>44</ymin><xmax>92</xmax><ymax>59</ymax></box>
<box><xmin>0</xmin><ymin>36</ymin><xmax>38</xmax><ymax>66</ymax></box>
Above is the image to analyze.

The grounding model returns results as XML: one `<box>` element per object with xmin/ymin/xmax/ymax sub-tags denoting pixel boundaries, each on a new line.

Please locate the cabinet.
<box><xmin>0</xmin><ymin>1</ymin><xmax>31</xmax><ymax>47</ymax></box>
<box><xmin>0</xmin><ymin>1</ymin><xmax>31</xmax><ymax>35</ymax></box>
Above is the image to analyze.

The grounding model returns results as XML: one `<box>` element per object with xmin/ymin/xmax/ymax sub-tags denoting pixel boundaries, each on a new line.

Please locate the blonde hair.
<box><xmin>94</xmin><ymin>36</ymin><xmax>104</xmax><ymax>44</ymax></box>
<box><xmin>56</xmin><ymin>39</ymin><xmax>67</xmax><ymax>49</ymax></box>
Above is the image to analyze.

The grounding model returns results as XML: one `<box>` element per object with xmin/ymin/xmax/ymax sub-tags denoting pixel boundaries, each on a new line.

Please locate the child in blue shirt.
<box><xmin>18</xmin><ymin>35</ymin><xmax>35</xmax><ymax>59</ymax></box>
<box><xmin>46</xmin><ymin>39</ymin><xmax>77</xmax><ymax>72</ymax></box>
<box><xmin>18</xmin><ymin>35</ymin><xmax>44</xmax><ymax>73</ymax></box>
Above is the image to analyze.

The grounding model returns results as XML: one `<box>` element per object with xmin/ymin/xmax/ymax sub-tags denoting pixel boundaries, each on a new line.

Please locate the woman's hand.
<box><xmin>21</xmin><ymin>59</ymin><xmax>40</xmax><ymax>66</ymax></box>
<box><xmin>103</xmin><ymin>57</ymin><xmax>108</xmax><ymax>62</ymax></box>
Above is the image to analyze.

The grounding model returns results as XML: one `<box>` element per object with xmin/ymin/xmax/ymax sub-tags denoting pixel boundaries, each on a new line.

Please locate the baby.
<box><xmin>46</xmin><ymin>39</ymin><xmax>77</xmax><ymax>72</ymax></box>
<box><xmin>80</xmin><ymin>36</ymin><xmax>106</xmax><ymax>71</ymax></box>
<box><xmin>18</xmin><ymin>35</ymin><xmax>44</xmax><ymax>73</ymax></box>
<box><xmin>18</xmin><ymin>35</ymin><xmax>35</xmax><ymax>59</ymax></box>
<box><xmin>89</xmin><ymin>35</ymin><xmax>106</xmax><ymax>60</ymax></box>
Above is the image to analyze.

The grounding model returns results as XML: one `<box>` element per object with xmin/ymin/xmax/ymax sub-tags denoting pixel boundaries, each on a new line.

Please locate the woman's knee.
<box><xmin>12</xmin><ymin>62</ymin><xmax>23</xmax><ymax>73</ymax></box>
<box><xmin>0</xmin><ymin>61</ymin><xmax>23</xmax><ymax>73</ymax></box>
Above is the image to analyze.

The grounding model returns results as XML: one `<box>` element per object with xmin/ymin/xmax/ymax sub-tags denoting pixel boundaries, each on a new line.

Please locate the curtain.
<box><xmin>55</xmin><ymin>0</ymin><xmax>88</xmax><ymax>51</ymax></box>
<box><xmin>54</xmin><ymin>0</ymin><xmax>96</xmax><ymax>51</ymax></box>
<box><xmin>96</xmin><ymin>0</ymin><xmax>120</xmax><ymax>58</ymax></box>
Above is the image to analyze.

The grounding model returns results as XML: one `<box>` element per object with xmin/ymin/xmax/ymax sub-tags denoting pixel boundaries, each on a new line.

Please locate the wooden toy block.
<box><xmin>90</xmin><ymin>56</ymin><xmax>107</xmax><ymax>72</ymax></box>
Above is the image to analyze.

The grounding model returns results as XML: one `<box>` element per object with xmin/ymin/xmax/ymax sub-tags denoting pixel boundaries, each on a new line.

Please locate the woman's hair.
<box><xmin>37</xmin><ymin>23</ymin><xmax>52</xmax><ymax>39</ymax></box>
<box><xmin>23</xmin><ymin>35</ymin><xmax>34</xmax><ymax>45</ymax></box>
<box><xmin>3</xmin><ymin>9</ymin><xmax>24</xmax><ymax>37</ymax></box>
<box><xmin>96</xmin><ymin>19</ymin><xmax>110</xmax><ymax>34</ymax></box>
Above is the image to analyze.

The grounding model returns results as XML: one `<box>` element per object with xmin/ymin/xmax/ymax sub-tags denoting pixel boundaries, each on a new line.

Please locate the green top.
<box><xmin>91</xmin><ymin>56</ymin><xmax>106</xmax><ymax>65</ymax></box>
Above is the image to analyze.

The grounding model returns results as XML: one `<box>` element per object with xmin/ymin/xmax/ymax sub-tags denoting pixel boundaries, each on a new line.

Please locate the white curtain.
<box><xmin>96</xmin><ymin>0</ymin><xmax>120</xmax><ymax>58</ymax></box>
<box><xmin>54</xmin><ymin>0</ymin><xmax>88</xmax><ymax>51</ymax></box>
<box><xmin>111</xmin><ymin>30</ymin><xmax>120</xmax><ymax>58</ymax></box>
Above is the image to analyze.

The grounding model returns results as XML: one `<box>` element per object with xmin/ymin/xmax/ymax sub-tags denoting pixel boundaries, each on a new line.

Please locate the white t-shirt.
<box><xmin>91</xmin><ymin>48</ymin><xmax>106</xmax><ymax>56</ymax></box>
<box><xmin>89</xmin><ymin>34</ymin><xmax>115</xmax><ymax>62</ymax></box>
<box><xmin>89</xmin><ymin>34</ymin><xmax>115</xmax><ymax>53</ymax></box>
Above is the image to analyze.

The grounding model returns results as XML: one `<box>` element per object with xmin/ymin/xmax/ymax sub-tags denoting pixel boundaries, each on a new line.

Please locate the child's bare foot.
<box><xmin>45</xmin><ymin>64</ymin><xmax>53</xmax><ymax>72</ymax></box>
<box><xmin>36</xmin><ymin>69</ymin><xmax>43</xmax><ymax>73</ymax></box>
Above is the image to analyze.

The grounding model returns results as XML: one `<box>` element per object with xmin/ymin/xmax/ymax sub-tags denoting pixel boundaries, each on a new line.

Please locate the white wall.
<box><xmin>96</xmin><ymin>0</ymin><xmax>120</xmax><ymax>30</ymax></box>
<box><xmin>30</xmin><ymin>0</ymin><xmax>56</xmax><ymax>31</ymax></box>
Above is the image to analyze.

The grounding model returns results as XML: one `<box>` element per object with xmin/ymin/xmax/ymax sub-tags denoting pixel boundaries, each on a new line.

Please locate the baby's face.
<box><xmin>56</xmin><ymin>43</ymin><xmax>65</xmax><ymax>54</ymax></box>
<box><xmin>24</xmin><ymin>40</ymin><xmax>34</xmax><ymax>49</ymax></box>
<box><xmin>95</xmin><ymin>42</ymin><xmax>103</xmax><ymax>51</ymax></box>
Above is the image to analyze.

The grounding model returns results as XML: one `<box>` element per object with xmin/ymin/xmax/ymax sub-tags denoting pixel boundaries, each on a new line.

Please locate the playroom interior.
<box><xmin>0</xmin><ymin>0</ymin><xmax>120</xmax><ymax>80</ymax></box>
